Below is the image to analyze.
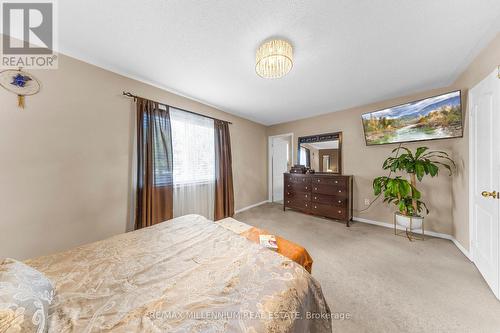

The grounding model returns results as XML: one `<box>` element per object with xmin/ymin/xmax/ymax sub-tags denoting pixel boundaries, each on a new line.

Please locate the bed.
<box><xmin>25</xmin><ymin>214</ymin><xmax>332</xmax><ymax>332</ymax></box>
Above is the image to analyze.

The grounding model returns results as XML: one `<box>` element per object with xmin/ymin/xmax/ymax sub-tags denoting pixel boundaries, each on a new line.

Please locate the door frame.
<box><xmin>268</xmin><ymin>133</ymin><xmax>294</xmax><ymax>202</ymax></box>
<box><xmin>468</xmin><ymin>68</ymin><xmax>500</xmax><ymax>298</ymax></box>
<box><xmin>469</xmin><ymin>85</ymin><xmax>476</xmax><ymax>261</ymax></box>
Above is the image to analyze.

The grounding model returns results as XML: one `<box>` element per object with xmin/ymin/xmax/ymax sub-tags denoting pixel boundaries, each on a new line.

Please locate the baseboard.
<box><xmin>451</xmin><ymin>238</ymin><xmax>473</xmax><ymax>261</ymax></box>
<box><xmin>353</xmin><ymin>216</ymin><xmax>452</xmax><ymax>239</ymax></box>
<box><xmin>235</xmin><ymin>200</ymin><xmax>269</xmax><ymax>214</ymax></box>
<box><xmin>353</xmin><ymin>216</ymin><xmax>471</xmax><ymax>260</ymax></box>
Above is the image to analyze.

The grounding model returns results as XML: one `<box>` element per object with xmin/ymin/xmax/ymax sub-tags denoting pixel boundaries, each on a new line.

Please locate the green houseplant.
<box><xmin>373</xmin><ymin>146</ymin><xmax>455</xmax><ymax>229</ymax></box>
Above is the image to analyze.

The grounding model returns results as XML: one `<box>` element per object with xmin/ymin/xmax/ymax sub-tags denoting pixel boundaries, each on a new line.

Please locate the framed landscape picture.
<box><xmin>361</xmin><ymin>90</ymin><xmax>463</xmax><ymax>146</ymax></box>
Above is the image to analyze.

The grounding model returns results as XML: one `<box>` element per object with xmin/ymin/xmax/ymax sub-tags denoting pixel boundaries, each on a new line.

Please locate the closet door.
<box><xmin>469</xmin><ymin>69</ymin><xmax>500</xmax><ymax>300</ymax></box>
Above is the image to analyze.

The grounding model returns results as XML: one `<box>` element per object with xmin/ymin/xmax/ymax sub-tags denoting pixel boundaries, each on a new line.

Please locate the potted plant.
<box><xmin>373</xmin><ymin>146</ymin><xmax>455</xmax><ymax>230</ymax></box>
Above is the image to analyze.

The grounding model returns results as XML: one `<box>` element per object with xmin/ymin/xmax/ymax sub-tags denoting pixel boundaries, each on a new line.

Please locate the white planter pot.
<box><xmin>395</xmin><ymin>213</ymin><xmax>423</xmax><ymax>230</ymax></box>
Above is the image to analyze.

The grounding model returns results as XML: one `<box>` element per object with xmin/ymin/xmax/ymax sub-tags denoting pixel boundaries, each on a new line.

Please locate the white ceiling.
<box><xmin>59</xmin><ymin>0</ymin><xmax>500</xmax><ymax>125</ymax></box>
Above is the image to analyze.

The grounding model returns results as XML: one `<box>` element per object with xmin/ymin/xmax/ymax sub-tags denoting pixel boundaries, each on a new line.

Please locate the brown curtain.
<box><xmin>214</xmin><ymin>120</ymin><xmax>235</xmax><ymax>220</ymax></box>
<box><xmin>135</xmin><ymin>98</ymin><xmax>174</xmax><ymax>229</ymax></box>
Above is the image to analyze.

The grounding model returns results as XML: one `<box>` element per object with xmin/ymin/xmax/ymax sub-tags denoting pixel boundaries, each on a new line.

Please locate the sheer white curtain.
<box><xmin>170</xmin><ymin>109</ymin><xmax>215</xmax><ymax>220</ymax></box>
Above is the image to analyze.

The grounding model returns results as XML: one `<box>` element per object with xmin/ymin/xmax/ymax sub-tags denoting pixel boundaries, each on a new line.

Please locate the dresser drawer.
<box><xmin>311</xmin><ymin>194</ymin><xmax>346</xmax><ymax>207</ymax></box>
<box><xmin>285</xmin><ymin>174</ymin><xmax>311</xmax><ymax>185</ymax></box>
<box><xmin>286</xmin><ymin>182</ymin><xmax>312</xmax><ymax>193</ymax></box>
<box><xmin>311</xmin><ymin>203</ymin><xmax>347</xmax><ymax>220</ymax></box>
<box><xmin>285</xmin><ymin>191</ymin><xmax>312</xmax><ymax>201</ymax></box>
<box><xmin>311</xmin><ymin>176</ymin><xmax>347</xmax><ymax>187</ymax></box>
<box><xmin>285</xmin><ymin>198</ymin><xmax>311</xmax><ymax>212</ymax></box>
<box><xmin>312</xmin><ymin>184</ymin><xmax>348</xmax><ymax>197</ymax></box>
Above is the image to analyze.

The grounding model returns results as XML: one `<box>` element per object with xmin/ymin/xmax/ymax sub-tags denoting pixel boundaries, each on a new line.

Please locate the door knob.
<box><xmin>481</xmin><ymin>190</ymin><xmax>498</xmax><ymax>199</ymax></box>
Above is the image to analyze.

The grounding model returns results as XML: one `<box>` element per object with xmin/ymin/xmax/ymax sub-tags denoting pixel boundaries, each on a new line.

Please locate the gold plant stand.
<box><xmin>394</xmin><ymin>213</ymin><xmax>425</xmax><ymax>242</ymax></box>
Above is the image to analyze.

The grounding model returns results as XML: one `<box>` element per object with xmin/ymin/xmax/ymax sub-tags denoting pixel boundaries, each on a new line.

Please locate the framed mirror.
<box><xmin>297</xmin><ymin>132</ymin><xmax>342</xmax><ymax>174</ymax></box>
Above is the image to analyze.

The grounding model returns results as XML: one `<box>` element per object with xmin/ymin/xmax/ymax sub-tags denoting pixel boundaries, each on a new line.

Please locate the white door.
<box><xmin>469</xmin><ymin>69</ymin><xmax>500</xmax><ymax>299</ymax></box>
<box><xmin>272</xmin><ymin>138</ymin><xmax>289</xmax><ymax>202</ymax></box>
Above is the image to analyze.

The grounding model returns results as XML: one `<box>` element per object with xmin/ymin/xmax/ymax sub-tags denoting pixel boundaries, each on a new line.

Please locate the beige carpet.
<box><xmin>235</xmin><ymin>203</ymin><xmax>500</xmax><ymax>333</ymax></box>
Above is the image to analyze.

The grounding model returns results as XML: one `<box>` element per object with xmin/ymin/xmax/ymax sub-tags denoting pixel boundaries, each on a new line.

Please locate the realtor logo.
<box><xmin>1</xmin><ymin>1</ymin><xmax>58</xmax><ymax>69</ymax></box>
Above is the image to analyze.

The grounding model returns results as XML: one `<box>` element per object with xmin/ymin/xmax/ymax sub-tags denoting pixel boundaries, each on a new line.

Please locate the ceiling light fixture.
<box><xmin>255</xmin><ymin>39</ymin><xmax>293</xmax><ymax>79</ymax></box>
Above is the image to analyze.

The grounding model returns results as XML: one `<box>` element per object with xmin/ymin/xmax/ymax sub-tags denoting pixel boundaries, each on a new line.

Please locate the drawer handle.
<box><xmin>287</xmin><ymin>201</ymin><xmax>290</xmax><ymax>203</ymax></box>
<box><xmin>335</xmin><ymin>180</ymin><xmax>338</xmax><ymax>184</ymax></box>
<box><xmin>314</xmin><ymin>197</ymin><xmax>317</xmax><ymax>200</ymax></box>
<box><xmin>314</xmin><ymin>187</ymin><xmax>317</xmax><ymax>190</ymax></box>
<box><xmin>302</xmin><ymin>179</ymin><xmax>305</xmax><ymax>182</ymax></box>
<box><xmin>288</xmin><ymin>184</ymin><xmax>290</xmax><ymax>187</ymax></box>
<box><xmin>338</xmin><ymin>210</ymin><xmax>342</xmax><ymax>214</ymax></box>
<box><xmin>317</xmin><ymin>179</ymin><xmax>321</xmax><ymax>183</ymax></box>
<box><xmin>287</xmin><ymin>192</ymin><xmax>290</xmax><ymax>195</ymax></box>
<box><xmin>338</xmin><ymin>190</ymin><xmax>342</xmax><ymax>193</ymax></box>
<box><xmin>338</xmin><ymin>200</ymin><xmax>342</xmax><ymax>203</ymax></box>
<box><xmin>314</xmin><ymin>205</ymin><xmax>317</xmax><ymax>209</ymax></box>
<box><xmin>305</xmin><ymin>203</ymin><xmax>308</xmax><ymax>207</ymax></box>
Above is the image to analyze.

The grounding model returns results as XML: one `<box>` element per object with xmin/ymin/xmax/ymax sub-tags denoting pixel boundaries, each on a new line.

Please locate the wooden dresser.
<box><xmin>284</xmin><ymin>173</ymin><xmax>353</xmax><ymax>226</ymax></box>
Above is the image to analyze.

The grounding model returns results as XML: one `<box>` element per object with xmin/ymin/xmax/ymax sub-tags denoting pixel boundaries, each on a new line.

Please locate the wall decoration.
<box><xmin>0</xmin><ymin>69</ymin><xmax>41</xmax><ymax>108</ymax></box>
<box><xmin>361</xmin><ymin>90</ymin><xmax>462</xmax><ymax>146</ymax></box>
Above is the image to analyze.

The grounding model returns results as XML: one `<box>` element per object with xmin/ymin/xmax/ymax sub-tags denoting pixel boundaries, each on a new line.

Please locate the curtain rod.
<box><xmin>122</xmin><ymin>91</ymin><xmax>232</xmax><ymax>125</ymax></box>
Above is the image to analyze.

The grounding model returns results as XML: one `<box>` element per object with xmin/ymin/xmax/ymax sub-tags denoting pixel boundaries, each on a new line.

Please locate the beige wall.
<box><xmin>0</xmin><ymin>54</ymin><xmax>267</xmax><ymax>260</ymax></box>
<box><xmin>268</xmin><ymin>33</ymin><xmax>500</xmax><ymax>247</ymax></box>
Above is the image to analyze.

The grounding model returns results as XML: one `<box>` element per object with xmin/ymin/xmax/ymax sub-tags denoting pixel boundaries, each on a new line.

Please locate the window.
<box><xmin>146</xmin><ymin>108</ymin><xmax>215</xmax><ymax>186</ymax></box>
<box><xmin>170</xmin><ymin>108</ymin><xmax>215</xmax><ymax>186</ymax></box>
<box><xmin>141</xmin><ymin>106</ymin><xmax>217</xmax><ymax>220</ymax></box>
<box><xmin>143</xmin><ymin>111</ymin><xmax>173</xmax><ymax>187</ymax></box>
<box><xmin>170</xmin><ymin>109</ymin><xmax>215</xmax><ymax>219</ymax></box>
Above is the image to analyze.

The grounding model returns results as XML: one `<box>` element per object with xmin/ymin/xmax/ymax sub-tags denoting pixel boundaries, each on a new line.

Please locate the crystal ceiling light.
<box><xmin>255</xmin><ymin>39</ymin><xmax>293</xmax><ymax>79</ymax></box>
